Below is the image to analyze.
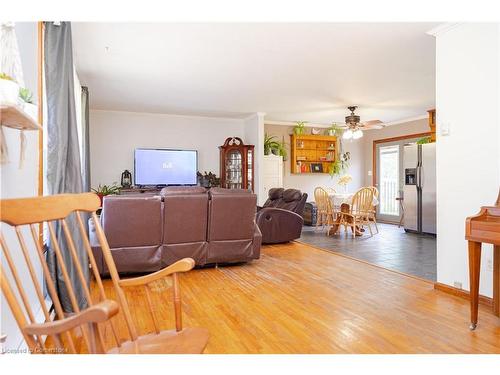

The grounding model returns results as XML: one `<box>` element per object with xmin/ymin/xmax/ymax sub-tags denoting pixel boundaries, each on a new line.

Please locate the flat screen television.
<box><xmin>134</xmin><ymin>148</ymin><xmax>198</xmax><ymax>186</ymax></box>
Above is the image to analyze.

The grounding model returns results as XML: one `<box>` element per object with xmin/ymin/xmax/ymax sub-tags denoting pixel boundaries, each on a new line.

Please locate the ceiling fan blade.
<box><xmin>362</xmin><ymin>120</ymin><xmax>384</xmax><ymax>126</ymax></box>
<box><xmin>361</xmin><ymin>119</ymin><xmax>385</xmax><ymax>130</ymax></box>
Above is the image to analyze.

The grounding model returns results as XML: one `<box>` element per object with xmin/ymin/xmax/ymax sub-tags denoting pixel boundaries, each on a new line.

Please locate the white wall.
<box><xmin>0</xmin><ymin>22</ymin><xmax>42</xmax><ymax>351</ymax></box>
<box><xmin>264</xmin><ymin>124</ymin><xmax>364</xmax><ymax>200</ymax></box>
<box><xmin>244</xmin><ymin>113</ymin><xmax>265</xmax><ymax>205</ymax></box>
<box><xmin>434</xmin><ymin>23</ymin><xmax>500</xmax><ymax>297</ymax></box>
<box><xmin>89</xmin><ymin>110</ymin><xmax>247</xmax><ymax>187</ymax></box>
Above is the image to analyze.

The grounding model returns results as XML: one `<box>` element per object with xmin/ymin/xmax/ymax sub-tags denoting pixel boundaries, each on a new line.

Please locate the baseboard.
<box><xmin>433</xmin><ymin>282</ymin><xmax>493</xmax><ymax>307</ymax></box>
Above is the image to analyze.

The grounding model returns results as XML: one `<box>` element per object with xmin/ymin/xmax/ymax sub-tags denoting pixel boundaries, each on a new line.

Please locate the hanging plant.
<box><xmin>329</xmin><ymin>151</ymin><xmax>351</xmax><ymax>178</ymax></box>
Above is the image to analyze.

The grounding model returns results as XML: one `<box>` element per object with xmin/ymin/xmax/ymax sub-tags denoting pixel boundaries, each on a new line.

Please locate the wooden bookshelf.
<box><xmin>0</xmin><ymin>104</ymin><xmax>42</xmax><ymax>131</ymax></box>
<box><xmin>290</xmin><ymin>134</ymin><xmax>337</xmax><ymax>174</ymax></box>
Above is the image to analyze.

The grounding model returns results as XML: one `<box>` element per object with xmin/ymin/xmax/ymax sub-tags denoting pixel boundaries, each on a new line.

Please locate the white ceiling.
<box><xmin>72</xmin><ymin>23</ymin><xmax>437</xmax><ymax>124</ymax></box>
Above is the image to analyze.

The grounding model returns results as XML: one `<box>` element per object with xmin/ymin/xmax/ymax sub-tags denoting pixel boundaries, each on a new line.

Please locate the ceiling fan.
<box><xmin>341</xmin><ymin>106</ymin><xmax>385</xmax><ymax>140</ymax></box>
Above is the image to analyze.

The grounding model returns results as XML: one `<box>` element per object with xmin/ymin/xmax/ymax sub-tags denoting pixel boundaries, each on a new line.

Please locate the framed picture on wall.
<box><xmin>310</xmin><ymin>163</ymin><xmax>323</xmax><ymax>173</ymax></box>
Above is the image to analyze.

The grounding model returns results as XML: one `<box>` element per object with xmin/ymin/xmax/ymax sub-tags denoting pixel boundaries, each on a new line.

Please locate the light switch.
<box><xmin>440</xmin><ymin>122</ymin><xmax>451</xmax><ymax>136</ymax></box>
<box><xmin>368</xmin><ymin>170</ymin><xmax>372</xmax><ymax>176</ymax></box>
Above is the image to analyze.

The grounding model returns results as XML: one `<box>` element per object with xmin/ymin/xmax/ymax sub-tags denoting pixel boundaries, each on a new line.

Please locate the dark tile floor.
<box><xmin>299</xmin><ymin>223</ymin><xmax>437</xmax><ymax>281</ymax></box>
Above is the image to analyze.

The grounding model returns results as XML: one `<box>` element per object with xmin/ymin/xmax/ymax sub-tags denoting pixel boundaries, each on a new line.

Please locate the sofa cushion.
<box><xmin>209</xmin><ymin>187</ymin><xmax>251</xmax><ymax>195</ymax></box>
<box><xmin>102</xmin><ymin>196</ymin><xmax>162</xmax><ymax>248</ymax></box>
<box><xmin>283</xmin><ymin>188</ymin><xmax>302</xmax><ymax>202</ymax></box>
<box><xmin>268</xmin><ymin>187</ymin><xmax>284</xmax><ymax>200</ymax></box>
<box><xmin>163</xmin><ymin>191</ymin><xmax>208</xmax><ymax>244</ymax></box>
<box><xmin>208</xmin><ymin>190</ymin><xmax>256</xmax><ymax>241</ymax></box>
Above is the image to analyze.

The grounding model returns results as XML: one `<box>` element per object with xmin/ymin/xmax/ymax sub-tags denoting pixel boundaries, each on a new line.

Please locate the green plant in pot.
<box><xmin>197</xmin><ymin>171</ymin><xmax>220</xmax><ymax>188</ymax></box>
<box><xmin>325</xmin><ymin>122</ymin><xmax>343</xmax><ymax>137</ymax></box>
<box><xmin>416</xmin><ymin>136</ymin><xmax>432</xmax><ymax>144</ymax></box>
<box><xmin>293</xmin><ymin>121</ymin><xmax>307</xmax><ymax>135</ymax></box>
<box><xmin>264</xmin><ymin>134</ymin><xmax>288</xmax><ymax>159</ymax></box>
<box><xmin>91</xmin><ymin>183</ymin><xmax>122</xmax><ymax>206</ymax></box>
<box><xmin>19</xmin><ymin>87</ymin><xmax>34</xmax><ymax>104</ymax></box>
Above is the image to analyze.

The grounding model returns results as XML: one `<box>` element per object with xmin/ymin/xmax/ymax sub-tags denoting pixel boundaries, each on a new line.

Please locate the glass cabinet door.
<box><xmin>246</xmin><ymin>148</ymin><xmax>253</xmax><ymax>190</ymax></box>
<box><xmin>225</xmin><ymin>149</ymin><xmax>242</xmax><ymax>189</ymax></box>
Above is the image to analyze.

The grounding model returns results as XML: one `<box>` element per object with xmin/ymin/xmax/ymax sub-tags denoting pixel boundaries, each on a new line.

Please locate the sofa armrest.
<box><xmin>251</xmin><ymin>222</ymin><xmax>262</xmax><ymax>259</ymax></box>
<box><xmin>256</xmin><ymin>207</ymin><xmax>304</xmax><ymax>244</ymax></box>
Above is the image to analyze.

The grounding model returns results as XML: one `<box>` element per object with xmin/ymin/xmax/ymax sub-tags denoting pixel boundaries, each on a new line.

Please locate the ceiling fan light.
<box><xmin>343</xmin><ymin>129</ymin><xmax>353</xmax><ymax>140</ymax></box>
<box><xmin>353</xmin><ymin>129</ymin><xmax>363</xmax><ymax>139</ymax></box>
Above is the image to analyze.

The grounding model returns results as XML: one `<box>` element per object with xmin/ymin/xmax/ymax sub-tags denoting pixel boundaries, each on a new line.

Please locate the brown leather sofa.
<box><xmin>90</xmin><ymin>187</ymin><xmax>261</xmax><ymax>275</ymax></box>
<box><xmin>256</xmin><ymin>188</ymin><xmax>307</xmax><ymax>244</ymax></box>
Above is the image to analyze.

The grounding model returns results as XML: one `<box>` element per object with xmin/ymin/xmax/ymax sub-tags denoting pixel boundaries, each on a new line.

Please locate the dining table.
<box><xmin>327</xmin><ymin>191</ymin><xmax>379</xmax><ymax>236</ymax></box>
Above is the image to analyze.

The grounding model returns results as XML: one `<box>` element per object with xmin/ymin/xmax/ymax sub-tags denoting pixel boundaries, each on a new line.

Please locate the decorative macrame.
<box><xmin>0</xmin><ymin>22</ymin><xmax>25</xmax><ymax>86</ymax></box>
<box><xmin>0</xmin><ymin>125</ymin><xmax>9</xmax><ymax>164</ymax></box>
<box><xmin>1</xmin><ymin>22</ymin><xmax>29</xmax><ymax>169</ymax></box>
<box><xmin>19</xmin><ymin>130</ymin><xmax>26</xmax><ymax>169</ymax></box>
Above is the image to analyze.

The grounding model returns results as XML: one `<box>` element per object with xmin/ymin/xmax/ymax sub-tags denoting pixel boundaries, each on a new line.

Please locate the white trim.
<box><xmin>243</xmin><ymin>112</ymin><xmax>266</xmax><ymax>121</ymax></box>
<box><xmin>266</xmin><ymin>114</ymin><xmax>428</xmax><ymax>129</ymax></box>
<box><xmin>89</xmin><ymin>108</ymin><xmax>250</xmax><ymax>122</ymax></box>
<box><xmin>426</xmin><ymin>23</ymin><xmax>462</xmax><ymax>37</ymax></box>
<box><xmin>265</xmin><ymin>120</ymin><xmax>331</xmax><ymax>128</ymax></box>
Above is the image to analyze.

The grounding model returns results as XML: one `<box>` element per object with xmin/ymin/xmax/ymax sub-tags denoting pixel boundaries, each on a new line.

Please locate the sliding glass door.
<box><xmin>376</xmin><ymin>143</ymin><xmax>401</xmax><ymax>222</ymax></box>
<box><xmin>375</xmin><ymin>136</ymin><xmax>424</xmax><ymax>223</ymax></box>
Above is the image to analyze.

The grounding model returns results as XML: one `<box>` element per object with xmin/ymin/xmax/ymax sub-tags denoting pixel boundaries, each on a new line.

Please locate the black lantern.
<box><xmin>121</xmin><ymin>169</ymin><xmax>132</xmax><ymax>188</ymax></box>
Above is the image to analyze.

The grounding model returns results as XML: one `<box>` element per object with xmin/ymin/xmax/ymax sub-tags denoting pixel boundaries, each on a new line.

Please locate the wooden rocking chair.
<box><xmin>0</xmin><ymin>193</ymin><xmax>209</xmax><ymax>354</ymax></box>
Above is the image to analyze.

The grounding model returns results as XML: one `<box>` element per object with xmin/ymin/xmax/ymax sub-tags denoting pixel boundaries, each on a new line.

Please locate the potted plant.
<box><xmin>18</xmin><ymin>87</ymin><xmax>36</xmax><ymax>119</ymax></box>
<box><xmin>91</xmin><ymin>183</ymin><xmax>122</xmax><ymax>206</ymax></box>
<box><xmin>293</xmin><ymin>121</ymin><xmax>307</xmax><ymax>135</ymax></box>
<box><xmin>197</xmin><ymin>171</ymin><xmax>220</xmax><ymax>188</ymax></box>
<box><xmin>264</xmin><ymin>134</ymin><xmax>288</xmax><ymax>159</ymax></box>
<box><xmin>0</xmin><ymin>73</ymin><xmax>20</xmax><ymax>105</ymax></box>
<box><xmin>325</xmin><ymin>122</ymin><xmax>342</xmax><ymax>137</ymax></box>
<box><xmin>416</xmin><ymin>136</ymin><xmax>432</xmax><ymax>144</ymax></box>
<box><xmin>337</xmin><ymin>174</ymin><xmax>353</xmax><ymax>193</ymax></box>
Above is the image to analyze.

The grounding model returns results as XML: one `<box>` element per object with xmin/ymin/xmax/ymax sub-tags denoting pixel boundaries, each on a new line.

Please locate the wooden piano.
<box><xmin>465</xmin><ymin>189</ymin><xmax>500</xmax><ymax>330</ymax></box>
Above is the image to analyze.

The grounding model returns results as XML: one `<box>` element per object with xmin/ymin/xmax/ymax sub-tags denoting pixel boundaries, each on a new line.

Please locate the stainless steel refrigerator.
<box><xmin>403</xmin><ymin>142</ymin><xmax>436</xmax><ymax>234</ymax></box>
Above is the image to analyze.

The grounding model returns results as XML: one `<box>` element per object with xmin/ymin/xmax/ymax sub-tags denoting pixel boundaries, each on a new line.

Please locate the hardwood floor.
<box><xmin>95</xmin><ymin>242</ymin><xmax>500</xmax><ymax>353</ymax></box>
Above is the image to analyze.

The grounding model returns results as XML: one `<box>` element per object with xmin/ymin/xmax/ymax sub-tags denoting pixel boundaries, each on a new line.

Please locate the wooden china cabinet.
<box><xmin>219</xmin><ymin>137</ymin><xmax>255</xmax><ymax>191</ymax></box>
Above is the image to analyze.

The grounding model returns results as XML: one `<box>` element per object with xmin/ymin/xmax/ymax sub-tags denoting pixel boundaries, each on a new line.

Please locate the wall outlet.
<box><xmin>486</xmin><ymin>258</ymin><xmax>493</xmax><ymax>271</ymax></box>
<box><xmin>453</xmin><ymin>281</ymin><xmax>462</xmax><ymax>289</ymax></box>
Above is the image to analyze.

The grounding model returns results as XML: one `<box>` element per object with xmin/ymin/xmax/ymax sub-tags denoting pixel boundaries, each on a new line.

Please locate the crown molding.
<box><xmin>266</xmin><ymin>114</ymin><xmax>429</xmax><ymax>129</ymax></box>
<box><xmin>243</xmin><ymin>112</ymin><xmax>266</xmax><ymax>121</ymax></box>
<box><xmin>265</xmin><ymin>120</ymin><xmax>331</xmax><ymax>128</ymax></box>
<box><xmin>426</xmin><ymin>23</ymin><xmax>462</xmax><ymax>37</ymax></box>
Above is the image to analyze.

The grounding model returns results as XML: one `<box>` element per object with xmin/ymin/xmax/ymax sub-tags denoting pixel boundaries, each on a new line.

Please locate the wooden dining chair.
<box><xmin>368</xmin><ymin>186</ymin><xmax>379</xmax><ymax>234</ymax></box>
<box><xmin>0</xmin><ymin>193</ymin><xmax>209</xmax><ymax>354</ymax></box>
<box><xmin>314</xmin><ymin>187</ymin><xmax>335</xmax><ymax>232</ymax></box>
<box><xmin>339</xmin><ymin>187</ymin><xmax>374</xmax><ymax>238</ymax></box>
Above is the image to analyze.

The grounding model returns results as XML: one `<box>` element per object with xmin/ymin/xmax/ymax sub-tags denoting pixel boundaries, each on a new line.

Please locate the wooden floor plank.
<box><xmin>95</xmin><ymin>242</ymin><xmax>500</xmax><ymax>353</ymax></box>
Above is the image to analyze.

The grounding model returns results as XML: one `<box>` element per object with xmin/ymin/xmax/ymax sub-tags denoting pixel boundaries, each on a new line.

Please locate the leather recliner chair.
<box><xmin>256</xmin><ymin>188</ymin><xmax>308</xmax><ymax>244</ymax></box>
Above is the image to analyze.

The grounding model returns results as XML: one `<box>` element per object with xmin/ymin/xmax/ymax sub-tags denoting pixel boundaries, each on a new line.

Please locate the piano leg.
<box><xmin>468</xmin><ymin>241</ymin><xmax>482</xmax><ymax>330</ymax></box>
<box><xmin>494</xmin><ymin>245</ymin><xmax>499</xmax><ymax>317</ymax></box>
